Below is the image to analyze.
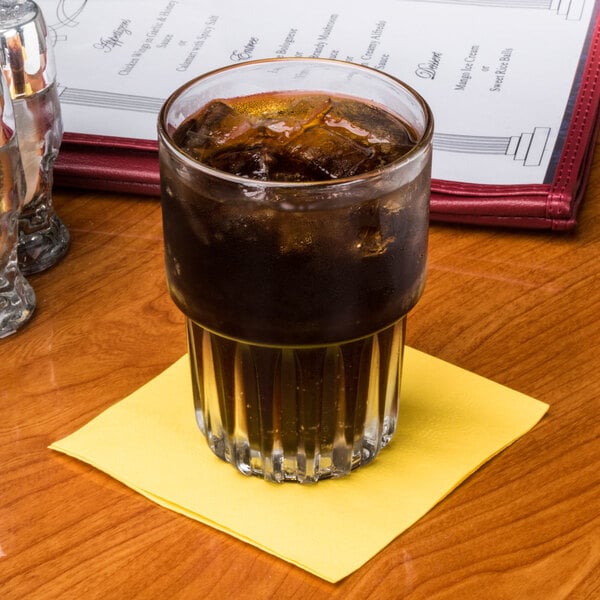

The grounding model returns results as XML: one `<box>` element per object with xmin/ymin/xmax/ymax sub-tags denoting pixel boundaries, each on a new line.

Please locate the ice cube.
<box><xmin>208</xmin><ymin>145</ymin><xmax>274</xmax><ymax>180</ymax></box>
<box><xmin>260</xmin><ymin>95</ymin><xmax>332</xmax><ymax>140</ymax></box>
<box><xmin>324</xmin><ymin>99</ymin><xmax>415</xmax><ymax>158</ymax></box>
<box><xmin>283</xmin><ymin>125</ymin><xmax>376</xmax><ymax>179</ymax></box>
<box><xmin>355</xmin><ymin>226</ymin><xmax>394</xmax><ymax>256</ymax></box>
<box><xmin>177</xmin><ymin>101</ymin><xmax>254</xmax><ymax>160</ymax></box>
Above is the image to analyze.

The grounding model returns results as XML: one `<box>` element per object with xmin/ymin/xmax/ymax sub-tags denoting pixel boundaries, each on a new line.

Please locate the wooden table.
<box><xmin>2</xmin><ymin>157</ymin><xmax>599</xmax><ymax>599</ymax></box>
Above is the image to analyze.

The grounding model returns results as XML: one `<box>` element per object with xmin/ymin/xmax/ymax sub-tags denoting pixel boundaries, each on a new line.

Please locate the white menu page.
<box><xmin>38</xmin><ymin>0</ymin><xmax>597</xmax><ymax>185</ymax></box>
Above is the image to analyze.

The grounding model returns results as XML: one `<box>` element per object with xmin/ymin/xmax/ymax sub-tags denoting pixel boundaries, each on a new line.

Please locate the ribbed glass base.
<box><xmin>187</xmin><ymin>318</ymin><xmax>405</xmax><ymax>483</ymax></box>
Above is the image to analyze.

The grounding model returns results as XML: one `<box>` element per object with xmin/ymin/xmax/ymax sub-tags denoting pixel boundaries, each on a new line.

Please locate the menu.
<box><xmin>39</xmin><ymin>0</ymin><xmax>600</xmax><ymax>229</ymax></box>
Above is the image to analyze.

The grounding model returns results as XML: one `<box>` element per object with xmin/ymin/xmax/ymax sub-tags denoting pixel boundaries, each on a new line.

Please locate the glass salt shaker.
<box><xmin>0</xmin><ymin>67</ymin><xmax>35</xmax><ymax>338</ymax></box>
<box><xmin>0</xmin><ymin>0</ymin><xmax>69</xmax><ymax>275</ymax></box>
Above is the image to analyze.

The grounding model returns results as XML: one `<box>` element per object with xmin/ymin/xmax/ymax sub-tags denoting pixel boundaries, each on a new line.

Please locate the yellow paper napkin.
<box><xmin>50</xmin><ymin>347</ymin><xmax>548</xmax><ymax>583</ymax></box>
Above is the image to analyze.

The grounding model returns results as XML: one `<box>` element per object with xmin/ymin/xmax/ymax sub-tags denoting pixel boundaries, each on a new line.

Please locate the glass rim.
<box><xmin>157</xmin><ymin>57</ymin><xmax>434</xmax><ymax>189</ymax></box>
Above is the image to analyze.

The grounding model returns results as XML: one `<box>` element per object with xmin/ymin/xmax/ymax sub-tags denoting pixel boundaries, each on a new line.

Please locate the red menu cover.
<box><xmin>47</xmin><ymin>0</ymin><xmax>600</xmax><ymax>231</ymax></box>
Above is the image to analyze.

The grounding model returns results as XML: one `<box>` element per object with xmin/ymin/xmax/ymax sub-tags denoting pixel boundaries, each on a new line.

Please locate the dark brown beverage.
<box><xmin>165</xmin><ymin>92</ymin><xmax>426</xmax><ymax>345</ymax></box>
<box><xmin>159</xmin><ymin>60</ymin><xmax>432</xmax><ymax>482</ymax></box>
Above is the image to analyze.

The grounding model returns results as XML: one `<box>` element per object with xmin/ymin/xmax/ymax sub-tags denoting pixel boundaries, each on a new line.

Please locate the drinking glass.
<box><xmin>0</xmin><ymin>68</ymin><xmax>35</xmax><ymax>338</ymax></box>
<box><xmin>0</xmin><ymin>0</ymin><xmax>69</xmax><ymax>275</ymax></box>
<box><xmin>158</xmin><ymin>58</ymin><xmax>433</xmax><ymax>482</ymax></box>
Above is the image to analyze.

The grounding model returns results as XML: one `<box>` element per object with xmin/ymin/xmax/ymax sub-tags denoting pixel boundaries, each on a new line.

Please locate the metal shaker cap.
<box><xmin>0</xmin><ymin>0</ymin><xmax>56</xmax><ymax>99</ymax></box>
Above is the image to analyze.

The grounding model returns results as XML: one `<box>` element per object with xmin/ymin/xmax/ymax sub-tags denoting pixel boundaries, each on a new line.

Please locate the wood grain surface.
<box><xmin>1</xmin><ymin>149</ymin><xmax>599</xmax><ymax>598</ymax></box>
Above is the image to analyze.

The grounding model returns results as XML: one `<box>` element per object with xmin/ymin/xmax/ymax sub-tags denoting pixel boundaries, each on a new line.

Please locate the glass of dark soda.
<box><xmin>158</xmin><ymin>58</ymin><xmax>433</xmax><ymax>483</ymax></box>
